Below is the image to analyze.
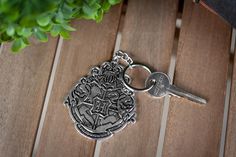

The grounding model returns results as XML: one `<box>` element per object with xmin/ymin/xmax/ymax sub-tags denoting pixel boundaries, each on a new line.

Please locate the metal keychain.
<box><xmin>64</xmin><ymin>51</ymin><xmax>137</xmax><ymax>140</ymax></box>
<box><xmin>64</xmin><ymin>50</ymin><xmax>207</xmax><ymax>140</ymax></box>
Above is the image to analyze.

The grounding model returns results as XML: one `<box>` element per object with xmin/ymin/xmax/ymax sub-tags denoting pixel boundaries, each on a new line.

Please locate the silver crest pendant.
<box><xmin>64</xmin><ymin>51</ymin><xmax>136</xmax><ymax>139</ymax></box>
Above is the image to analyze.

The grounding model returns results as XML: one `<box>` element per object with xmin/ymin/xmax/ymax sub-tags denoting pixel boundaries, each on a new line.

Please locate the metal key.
<box><xmin>145</xmin><ymin>72</ymin><xmax>207</xmax><ymax>104</ymax></box>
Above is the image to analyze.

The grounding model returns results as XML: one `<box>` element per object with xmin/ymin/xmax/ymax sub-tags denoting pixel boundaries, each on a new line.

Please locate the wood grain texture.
<box><xmin>35</xmin><ymin>5</ymin><xmax>122</xmax><ymax>157</ymax></box>
<box><xmin>225</xmin><ymin>50</ymin><xmax>236</xmax><ymax>157</ymax></box>
<box><xmin>162</xmin><ymin>1</ymin><xmax>231</xmax><ymax>157</ymax></box>
<box><xmin>0</xmin><ymin>38</ymin><xmax>58</xmax><ymax>157</ymax></box>
<box><xmin>99</xmin><ymin>0</ymin><xmax>178</xmax><ymax>157</ymax></box>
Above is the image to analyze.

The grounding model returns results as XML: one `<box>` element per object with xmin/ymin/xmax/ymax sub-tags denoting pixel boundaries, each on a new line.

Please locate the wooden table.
<box><xmin>0</xmin><ymin>0</ymin><xmax>235</xmax><ymax>157</ymax></box>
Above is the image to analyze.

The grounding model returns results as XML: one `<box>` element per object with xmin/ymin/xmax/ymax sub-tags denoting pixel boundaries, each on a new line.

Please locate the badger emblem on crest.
<box><xmin>64</xmin><ymin>61</ymin><xmax>136</xmax><ymax>139</ymax></box>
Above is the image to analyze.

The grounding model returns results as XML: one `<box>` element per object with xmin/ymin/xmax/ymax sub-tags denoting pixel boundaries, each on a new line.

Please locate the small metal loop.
<box><xmin>113</xmin><ymin>50</ymin><xmax>133</xmax><ymax>65</ymax></box>
<box><xmin>122</xmin><ymin>63</ymin><xmax>154</xmax><ymax>92</ymax></box>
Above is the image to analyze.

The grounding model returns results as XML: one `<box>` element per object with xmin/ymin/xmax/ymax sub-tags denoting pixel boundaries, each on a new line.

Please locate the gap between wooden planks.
<box><xmin>0</xmin><ymin>38</ymin><xmax>58</xmax><ymax>157</ymax></box>
<box><xmin>0</xmin><ymin>44</ymin><xmax>3</xmax><ymax>55</ymax></box>
<box><xmin>33</xmin><ymin>5</ymin><xmax>123</xmax><ymax>157</ymax></box>
<box><xmin>99</xmin><ymin>0</ymin><xmax>178</xmax><ymax>157</ymax></box>
<box><xmin>224</xmin><ymin>29</ymin><xmax>236</xmax><ymax>157</ymax></box>
<box><xmin>32</xmin><ymin>37</ymin><xmax>64</xmax><ymax>157</ymax></box>
<box><xmin>162</xmin><ymin>1</ymin><xmax>232</xmax><ymax>157</ymax></box>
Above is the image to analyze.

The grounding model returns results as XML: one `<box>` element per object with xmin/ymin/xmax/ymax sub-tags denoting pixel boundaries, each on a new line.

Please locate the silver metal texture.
<box><xmin>64</xmin><ymin>60</ymin><xmax>136</xmax><ymax>140</ymax></box>
<box><xmin>122</xmin><ymin>63</ymin><xmax>154</xmax><ymax>92</ymax></box>
<box><xmin>113</xmin><ymin>50</ymin><xmax>133</xmax><ymax>65</ymax></box>
<box><xmin>146</xmin><ymin>72</ymin><xmax>207</xmax><ymax>104</ymax></box>
<box><xmin>64</xmin><ymin>50</ymin><xmax>207</xmax><ymax>140</ymax></box>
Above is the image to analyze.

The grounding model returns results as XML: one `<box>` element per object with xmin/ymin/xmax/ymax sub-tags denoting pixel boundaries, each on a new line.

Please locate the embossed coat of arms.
<box><xmin>64</xmin><ymin>61</ymin><xmax>136</xmax><ymax>139</ymax></box>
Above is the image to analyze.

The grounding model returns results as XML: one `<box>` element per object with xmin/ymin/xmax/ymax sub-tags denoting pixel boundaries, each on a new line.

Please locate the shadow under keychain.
<box><xmin>64</xmin><ymin>50</ymin><xmax>207</xmax><ymax>140</ymax></box>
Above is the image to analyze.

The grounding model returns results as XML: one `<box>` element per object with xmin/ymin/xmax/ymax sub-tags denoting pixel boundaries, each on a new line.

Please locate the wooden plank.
<box><xmin>162</xmin><ymin>1</ymin><xmax>231</xmax><ymax>157</ymax></box>
<box><xmin>99</xmin><ymin>0</ymin><xmax>179</xmax><ymax>157</ymax></box>
<box><xmin>225</xmin><ymin>49</ymin><xmax>236</xmax><ymax>157</ymax></box>
<box><xmin>35</xmin><ymin>5</ymin><xmax>122</xmax><ymax>157</ymax></box>
<box><xmin>0</xmin><ymin>38</ymin><xmax>58</xmax><ymax>157</ymax></box>
<box><xmin>0</xmin><ymin>44</ymin><xmax>3</xmax><ymax>54</ymax></box>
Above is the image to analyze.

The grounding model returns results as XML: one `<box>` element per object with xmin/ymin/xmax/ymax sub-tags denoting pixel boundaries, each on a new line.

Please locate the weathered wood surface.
<box><xmin>162</xmin><ymin>1</ymin><xmax>231</xmax><ymax>157</ymax></box>
<box><xmin>99</xmin><ymin>0</ymin><xmax>178</xmax><ymax>157</ymax></box>
<box><xmin>0</xmin><ymin>1</ymin><xmax>235</xmax><ymax>157</ymax></box>
<box><xmin>0</xmin><ymin>38</ymin><xmax>58</xmax><ymax>157</ymax></box>
<box><xmin>35</xmin><ymin>5</ymin><xmax>122</xmax><ymax>157</ymax></box>
<box><xmin>225</xmin><ymin>49</ymin><xmax>236</xmax><ymax>157</ymax></box>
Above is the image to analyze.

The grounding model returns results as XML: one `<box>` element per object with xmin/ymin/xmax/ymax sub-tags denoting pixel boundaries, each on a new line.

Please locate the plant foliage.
<box><xmin>0</xmin><ymin>0</ymin><xmax>121</xmax><ymax>53</ymax></box>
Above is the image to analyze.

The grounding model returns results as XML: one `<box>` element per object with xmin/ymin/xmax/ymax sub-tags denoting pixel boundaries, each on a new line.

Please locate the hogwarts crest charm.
<box><xmin>64</xmin><ymin>51</ymin><xmax>136</xmax><ymax>139</ymax></box>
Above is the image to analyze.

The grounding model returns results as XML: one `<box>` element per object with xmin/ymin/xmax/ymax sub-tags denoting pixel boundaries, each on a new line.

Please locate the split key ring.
<box><xmin>122</xmin><ymin>63</ymin><xmax>155</xmax><ymax>92</ymax></box>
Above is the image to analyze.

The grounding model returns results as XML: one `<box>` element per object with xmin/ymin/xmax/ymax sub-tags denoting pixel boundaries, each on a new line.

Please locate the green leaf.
<box><xmin>1</xmin><ymin>33</ymin><xmax>12</xmax><ymax>42</ymax></box>
<box><xmin>40</xmin><ymin>24</ymin><xmax>53</xmax><ymax>32</ymax></box>
<box><xmin>87</xmin><ymin>0</ymin><xmax>97</xmax><ymax>6</ymax></box>
<box><xmin>95</xmin><ymin>9</ymin><xmax>103</xmax><ymax>23</ymax></box>
<box><xmin>66</xmin><ymin>0</ymin><xmax>74</xmax><ymax>4</ymax></box>
<box><xmin>55</xmin><ymin>11</ymin><xmax>64</xmax><ymax>23</ymax></box>
<box><xmin>82</xmin><ymin>3</ymin><xmax>98</xmax><ymax>19</ymax></box>
<box><xmin>16</xmin><ymin>27</ymin><xmax>32</xmax><ymax>37</ymax></box>
<box><xmin>7</xmin><ymin>9</ymin><xmax>19</xmax><ymax>22</ymax></box>
<box><xmin>22</xmin><ymin>28</ymin><xmax>32</xmax><ymax>37</ymax></box>
<box><xmin>93</xmin><ymin>3</ymin><xmax>101</xmax><ymax>10</ymax></box>
<box><xmin>108</xmin><ymin>0</ymin><xmax>121</xmax><ymax>5</ymax></box>
<box><xmin>21</xmin><ymin>37</ymin><xmax>30</xmax><ymax>46</ymax></box>
<box><xmin>20</xmin><ymin>16</ymin><xmax>37</xmax><ymax>27</ymax></box>
<box><xmin>34</xmin><ymin>29</ymin><xmax>48</xmax><ymax>42</ymax></box>
<box><xmin>62</xmin><ymin>23</ymin><xmax>76</xmax><ymax>31</ymax></box>
<box><xmin>6</xmin><ymin>25</ymin><xmax>15</xmax><ymax>36</ymax></box>
<box><xmin>11</xmin><ymin>38</ymin><xmax>28</xmax><ymax>53</ymax></box>
<box><xmin>62</xmin><ymin>3</ymin><xmax>74</xmax><ymax>19</ymax></box>
<box><xmin>50</xmin><ymin>25</ymin><xmax>61</xmax><ymax>37</ymax></box>
<box><xmin>37</xmin><ymin>15</ymin><xmax>51</xmax><ymax>26</ymax></box>
<box><xmin>60</xmin><ymin>30</ymin><xmax>70</xmax><ymax>39</ymax></box>
<box><xmin>0</xmin><ymin>0</ymin><xmax>122</xmax><ymax>53</ymax></box>
<box><xmin>102</xmin><ymin>1</ymin><xmax>111</xmax><ymax>12</ymax></box>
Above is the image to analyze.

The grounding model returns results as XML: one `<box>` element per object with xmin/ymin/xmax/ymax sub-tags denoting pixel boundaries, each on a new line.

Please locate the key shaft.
<box><xmin>146</xmin><ymin>72</ymin><xmax>207</xmax><ymax>105</ymax></box>
<box><xmin>167</xmin><ymin>85</ymin><xmax>207</xmax><ymax>104</ymax></box>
